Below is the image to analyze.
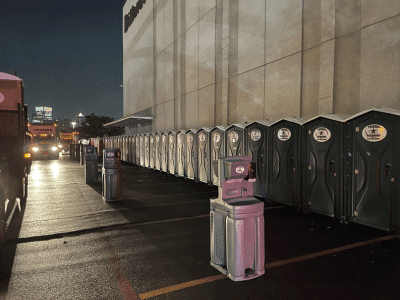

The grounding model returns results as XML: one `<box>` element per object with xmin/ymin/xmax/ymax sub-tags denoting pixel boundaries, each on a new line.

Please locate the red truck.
<box><xmin>59</xmin><ymin>132</ymin><xmax>74</xmax><ymax>153</ymax></box>
<box><xmin>0</xmin><ymin>72</ymin><xmax>31</xmax><ymax>256</ymax></box>
<box><xmin>29</xmin><ymin>123</ymin><xmax>59</xmax><ymax>160</ymax></box>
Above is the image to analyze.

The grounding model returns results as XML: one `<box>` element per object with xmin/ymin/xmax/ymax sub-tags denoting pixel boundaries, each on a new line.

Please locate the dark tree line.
<box><xmin>76</xmin><ymin>113</ymin><xmax>124</xmax><ymax>139</ymax></box>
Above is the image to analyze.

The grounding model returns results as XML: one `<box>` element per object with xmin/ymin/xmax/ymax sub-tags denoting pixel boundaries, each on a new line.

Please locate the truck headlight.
<box><xmin>52</xmin><ymin>147</ymin><xmax>58</xmax><ymax>151</ymax></box>
<box><xmin>32</xmin><ymin>147</ymin><xmax>39</xmax><ymax>152</ymax></box>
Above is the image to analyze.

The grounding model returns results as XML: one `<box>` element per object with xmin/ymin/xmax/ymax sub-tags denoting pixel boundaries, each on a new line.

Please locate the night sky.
<box><xmin>1</xmin><ymin>0</ymin><xmax>124</xmax><ymax>121</ymax></box>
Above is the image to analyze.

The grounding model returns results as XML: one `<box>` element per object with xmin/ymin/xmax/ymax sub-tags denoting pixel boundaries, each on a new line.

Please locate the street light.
<box><xmin>71</xmin><ymin>122</ymin><xmax>76</xmax><ymax>129</ymax></box>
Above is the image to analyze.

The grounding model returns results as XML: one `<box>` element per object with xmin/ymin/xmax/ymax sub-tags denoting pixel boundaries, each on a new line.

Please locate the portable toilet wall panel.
<box><xmin>120</xmin><ymin>136</ymin><xmax>124</xmax><ymax>162</ymax></box>
<box><xmin>156</xmin><ymin>132</ymin><xmax>163</xmax><ymax>171</ymax></box>
<box><xmin>210</xmin><ymin>126</ymin><xmax>227</xmax><ymax>186</ymax></box>
<box><xmin>245</xmin><ymin>120</ymin><xmax>272</xmax><ymax>198</ymax></box>
<box><xmin>114</xmin><ymin>136</ymin><xmax>118</xmax><ymax>150</ymax></box>
<box><xmin>126</xmin><ymin>136</ymin><xmax>130</xmax><ymax>162</ymax></box>
<box><xmin>168</xmin><ymin>131</ymin><xmax>177</xmax><ymax>174</ymax></box>
<box><xmin>302</xmin><ymin>114</ymin><xmax>348</xmax><ymax>219</ymax></box>
<box><xmin>118</xmin><ymin>136</ymin><xmax>122</xmax><ymax>153</ymax></box>
<box><xmin>139</xmin><ymin>134</ymin><xmax>145</xmax><ymax>167</ymax></box>
<box><xmin>185</xmin><ymin>129</ymin><xmax>198</xmax><ymax>180</ymax></box>
<box><xmin>144</xmin><ymin>133</ymin><xmax>150</xmax><ymax>168</ymax></box>
<box><xmin>197</xmin><ymin>127</ymin><xmax>212</xmax><ymax>184</ymax></box>
<box><xmin>103</xmin><ymin>137</ymin><xmax>108</xmax><ymax>149</ymax></box>
<box><xmin>176</xmin><ymin>130</ymin><xmax>186</xmax><ymax>177</ymax></box>
<box><xmin>155</xmin><ymin>132</ymin><xmax>162</xmax><ymax>171</ymax></box>
<box><xmin>129</xmin><ymin>136</ymin><xmax>135</xmax><ymax>164</ymax></box>
<box><xmin>161</xmin><ymin>132</ymin><xmax>170</xmax><ymax>172</ymax></box>
<box><xmin>345</xmin><ymin>108</ymin><xmax>400</xmax><ymax>233</ymax></box>
<box><xmin>149</xmin><ymin>133</ymin><xmax>156</xmax><ymax>169</ymax></box>
<box><xmin>226</xmin><ymin>124</ymin><xmax>246</xmax><ymax>157</ymax></box>
<box><xmin>126</xmin><ymin>136</ymin><xmax>131</xmax><ymax>163</ymax></box>
<box><xmin>124</xmin><ymin>136</ymin><xmax>129</xmax><ymax>162</ymax></box>
<box><xmin>269</xmin><ymin>117</ymin><xmax>305</xmax><ymax>207</ymax></box>
<box><xmin>135</xmin><ymin>135</ymin><xmax>140</xmax><ymax>166</ymax></box>
<box><xmin>122</xmin><ymin>136</ymin><xmax>127</xmax><ymax>162</ymax></box>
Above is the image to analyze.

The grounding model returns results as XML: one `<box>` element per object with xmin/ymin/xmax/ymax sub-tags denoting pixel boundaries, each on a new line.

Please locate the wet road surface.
<box><xmin>0</xmin><ymin>154</ymin><xmax>399</xmax><ymax>299</ymax></box>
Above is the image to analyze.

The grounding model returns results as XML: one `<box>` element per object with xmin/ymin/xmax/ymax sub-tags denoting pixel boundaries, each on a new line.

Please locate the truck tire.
<box><xmin>21</xmin><ymin>175</ymin><xmax>28</xmax><ymax>203</ymax></box>
<box><xmin>0</xmin><ymin>186</ymin><xmax>6</xmax><ymax>261</ymax></box>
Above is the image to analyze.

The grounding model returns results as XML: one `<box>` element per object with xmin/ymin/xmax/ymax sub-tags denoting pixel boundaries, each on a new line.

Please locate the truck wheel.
<box><xmin>22</xmin><ymin>175</ymin><xmax>28</xmax><ymax>203</ymax></box>
<box><xmin>0</xmin><ymin>186</ymin><xmax>6</xmax><ymax>260</ymax></box>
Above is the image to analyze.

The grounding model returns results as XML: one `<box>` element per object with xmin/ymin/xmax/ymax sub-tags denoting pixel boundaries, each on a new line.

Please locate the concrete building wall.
<box><xmin>123</xmin><ymin>0</ymin><xmax>400</xmax><ymax>132</ymax></box>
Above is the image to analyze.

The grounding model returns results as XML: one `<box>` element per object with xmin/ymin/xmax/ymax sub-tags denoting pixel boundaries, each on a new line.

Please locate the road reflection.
<box><xmin>31</xmin><ymin>164</ymin><xmax>42</xmax><ymax>187</ymax></box>
<box><xmin>50</xmin><ymin>162</ymin><xmax>59</xmax><ymax>178</ymax></box>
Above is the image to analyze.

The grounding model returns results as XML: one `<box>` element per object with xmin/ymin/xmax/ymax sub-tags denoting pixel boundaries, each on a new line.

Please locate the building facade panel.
<box><xmin>122</xmin><ymin>0</ymin><xmax>400</xmax><ymax>133</ymax></box>
<box><xmin>264</xmin><ymin>53</ymin><xmax>301</xmax><ymax>121</ymax></box>
<box><xmin>199</xmin><ymin>7</ymin><xmax>216</xmax><ymax>89</ymax></box>
<box><xmin>164</xmin><ymin>99</ymin><xmax>175</xmax><ymax>130</ymax></box>
<box><xmin>237</xmin><ymin>0</ymin><xmax>265</xmax><ymax>74</ymax></box>
<box><xmin>185</xmin><ymin>23</ymin><xmax>199</xmax><ymax>93</ymax></box>
<box><xmin>198</xmin><ymin>84</ymin><xmax>215</xmax><ymax>128</ymax></box>
<box><xmin>361</xmin><ymin>0</ymin><xmax>400</xmax><ymax>28</ymax></box>
<box><xmin>360</xmin><ymin>15</ymin><xmax>400</xmax><ymax>110</ymax></box>
<box><xmin>335</xmin><ymin>0</ymin><xmax>361</xmax><ymax>37</ymax></box>
<box><xmin>334</xmin><ymin>31</ymin><xmax>361</xmax><ymax>115</ymax></box>
<box><xmin>185</xmin><ymin>90</ymin><xmax>199</xmax><ymax>129</ymax></box>
<box><xmin>265</xmin><ymin>0</ymin><xmax>302</xmax><ymax>64</ymax></box>
<box><xmin>236</xmin><ymin>66</ymin><xmax>265</xmax><ymax>123</ymax></box>
<box><xmin>164</xmin><ymin>43</ymin><xmax>175</xmax><ymax>101</ymax></box>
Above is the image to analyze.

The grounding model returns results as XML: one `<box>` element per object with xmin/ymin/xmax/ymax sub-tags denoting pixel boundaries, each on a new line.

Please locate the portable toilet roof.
<box><xmin>270</xmin><ymin>117</ymin><xmax>307</xmax><ymax>126</ymax></box>
<box><xmin>198</xmin><ymin>127</ymin><xmax>212</xmax><ymax>132</ymax></box>
<box><xmin>211</xmin><ymin>125</ymin><xmax>227</xmax><ymax>131</ymax></box>
<box><xmin>302</xmin><ymin>114</ymin><xmax>350</xmax><ymax>125</ymax></box>
<box><xmin>345</xmin><ymin>107</ymin><xmax>400</xmax><ymax>121</ymax></box>
<box><xmin>226</xmin><ymin>123</ymin><xmax>247</xmax><ymax>130</ymax></box>
<box><xmin>245</xmin><ymin>120</ymin><xmax>273</xmax><ymax>128</ymax></box>
<box><xmin>185</xmin><ymin>128</ymin><xmax>198</xmax><ymax>133</ymax></box>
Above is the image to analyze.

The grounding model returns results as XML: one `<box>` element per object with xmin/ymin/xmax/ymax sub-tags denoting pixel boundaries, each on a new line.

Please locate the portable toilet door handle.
<box><xmin>384</xmin><ymin>163</ymin><xmax>391</xmax><ymax>176</ymax></box>
<box><xmin>329</xmin><ymin>160</ymin><xmax>334</xmax><ymax>172</ymax></box>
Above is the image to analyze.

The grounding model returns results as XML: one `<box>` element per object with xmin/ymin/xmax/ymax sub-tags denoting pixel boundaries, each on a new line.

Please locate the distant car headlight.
<box><xmin>52</xmin><ymin>146</ymin><xmax>58</xmax><ymax>151</ymax></box>
<box><xmin>32</xmin><ymin>147</ymin><xmax>39</xmax><ymax>152</ymax></box>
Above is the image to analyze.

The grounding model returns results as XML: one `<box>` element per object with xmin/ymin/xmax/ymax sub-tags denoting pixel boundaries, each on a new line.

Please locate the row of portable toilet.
<box><xmin>101</xmin><ymin>108</ymin><xmax>400</xmax><ymax>234</ymax></box>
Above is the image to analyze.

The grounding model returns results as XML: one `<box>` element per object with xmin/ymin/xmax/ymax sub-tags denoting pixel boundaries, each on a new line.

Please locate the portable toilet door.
<box><xmin>129</xmin><ymin>135</ymin><xmax>135</xmax><ymax>164</ymax></box>
<box><xmin>185</xmin><ymin>129</ymin><xmax>198</xmax><ymax>181</ymax></box>
<box><xmin>122</xmin><ymin>136</ymin><xmax>127</xmax><ymax>162</ymax></box>
<box><xmin>135</xmin><ymin>134</ymin><xmax>140</xmax><ymax>166</ymax></box>
<box><xmin>138</xmin><ymin>134</ymin><xmax>144</xmax><ymax>166</ymax></box>
<box><xmin>197</xmin><ymin>127</ymin><xmax>212</xmax><ymax>184</ymax></box>
<box><xmin>269</xmin><ymin>117</ymin><xmax>306</xmax><ymax>207</ymax></box>
<box><xmin>168</xmin><ymin>131</ymin><xmax>177</xmax><ymax>174</ymax></box>
<box><xmin>149</xmin><ymin>133</ymin><xmax>155</xmax><ymax>169</ymax></box>
<box><xmin>125</xmin><ymin>136</ymin><xmax>130</xmax><ymax>163</ymax></box>
<box><xmin>124</xmin><ymin>136</ymin><xmax>128</xmax><ymax>162</ymax></box>
<box><xmin>126</xmin><ymin>136</ymin><xmax>130</xmax><ymax>163</ymax></box>
<box><xmin>155</xmin><ymin>132</ymin><xmax>162</xmax><ymax>171</ymax></box>
<box><xmin>226</xmin><ymin>123</ymin><xmax>246</xmax><ymax>157</ymax></box>
<box><xmin>144</xmin><ymin>133</ymin><xmax>150</xmax><ymax>168</ymax></box>
<box><xmin>176</xmin><ymin>130</ymin><xmax>186</xmax><ymax>177</ymax></box>
<box><xmin>345</xmin><ymin>108</ymin><xmax>400</xmax><ymax>233</ymax></box>
<box><xmin>245</xmin><ymin>120</ymin><xmax>272</xmax><ymax>198</ymax></box>
<box><xmin>302</xmin><ymin>114</ymin><xmax>348</xmax><ymax>219</ymax></box>
<box><xmin>130</xmin><ymin>135</ymin><xmax>136</xmax><ymax>165</ymax></box>
<box><xmin>161</xmin><ymin>132</ymin><xmax>170</xmax><ymax>172</ymax></box>
<box><xmin>117</xmin><ymin>136</ymin><xmax>122</xmax><ymax>152</ymax></box>
<box><xmin>210</xmin><ymin>126</ymin><xmax>227</xmax><ymax>186</ymax></box>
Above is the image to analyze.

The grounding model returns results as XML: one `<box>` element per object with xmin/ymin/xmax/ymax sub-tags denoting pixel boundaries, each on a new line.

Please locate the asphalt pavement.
<box><xmin>0</xmin><ymin>153</ymin><xmax>399</xmax><ymax>300</ymax></box>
